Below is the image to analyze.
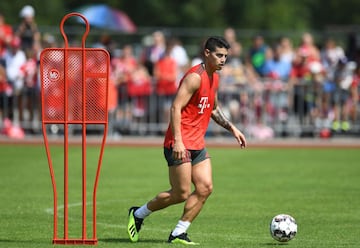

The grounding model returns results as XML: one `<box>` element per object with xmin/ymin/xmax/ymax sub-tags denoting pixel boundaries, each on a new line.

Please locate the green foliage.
<box><xmin>262</xmin><ymin>0</ymin><xmax>309</xmax><ymax>30</ymax></box>
<box><xmin>1</xmin><ymin>0</ymin><xmax>360</xmax><ymax>31</ymax></box>
<box><xmin>0</xmin><ymin>144</ymin><xmax>359</xmax><ymax>247</ymax></box>
<box><xmin>0</xmin><ymin>0</ymin><xmax>65</xmax><ymax>26</ymax></box>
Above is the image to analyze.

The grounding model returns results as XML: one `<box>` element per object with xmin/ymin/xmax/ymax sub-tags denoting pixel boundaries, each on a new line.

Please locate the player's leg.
<box><xmin>145</xmin><ymin>147</ymin><xmax>194</xmax><ymax>211</ymax></box>
<box><xmin>183</xmin><ymin>158</ymin><xmax>213</xmax><ymax>222</ymax></box>
<box><xmin>147</xmin><ymin>161</ymin><xmax>193</xmax><ymax>211</ymax></box>
<box><xmin>168</xmin><ymin>158</ymin><xmax>213</xmax><ymax>245</ymax></box>
<box><xmin>128</xmin><ymin>161</ymin><xmax>192</xmax><ymax>242</ymax></box>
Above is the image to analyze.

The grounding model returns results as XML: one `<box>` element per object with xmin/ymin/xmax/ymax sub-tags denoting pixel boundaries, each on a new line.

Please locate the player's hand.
<box><xmin>231</xmin><ymin>125</ymin><xmax>247</xmax><ymax>148</ymax></box>
<box><xmin>172</xmin><ymin>140</ymin><xmax>187</xmax><ymax>160</ymax></box>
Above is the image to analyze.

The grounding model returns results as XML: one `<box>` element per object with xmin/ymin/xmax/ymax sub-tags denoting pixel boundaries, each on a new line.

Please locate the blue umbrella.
<box><xmin>76</xmin><ymin>4</ymin><xmax>136</xmax><ymax>33</ymax></box>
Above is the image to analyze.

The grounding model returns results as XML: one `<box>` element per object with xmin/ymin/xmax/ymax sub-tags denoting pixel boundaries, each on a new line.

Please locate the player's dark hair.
<box><xmin>204</xmin><ymin>36</ymin><xmax>230</xmax><ymax>52</ymax></box>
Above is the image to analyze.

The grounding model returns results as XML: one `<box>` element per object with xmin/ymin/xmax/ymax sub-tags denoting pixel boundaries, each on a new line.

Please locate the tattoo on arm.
<box><xmin>211</xmin><ymin>107</ymin><xmax>232</xmax><ymax>131</ymax></box>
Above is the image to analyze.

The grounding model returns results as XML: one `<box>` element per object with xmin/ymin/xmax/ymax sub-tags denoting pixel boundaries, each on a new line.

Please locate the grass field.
<box><xmin>0</xmin><ymin>142</ymin><xmax>359</xmax><ymax>248</ymax></box>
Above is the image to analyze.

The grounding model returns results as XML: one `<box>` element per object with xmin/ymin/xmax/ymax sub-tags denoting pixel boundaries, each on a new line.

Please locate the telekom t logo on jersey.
<box><xmin>198</xmin><ymin>97</ymin><xmax>210</xmax><ymax>114</ymax></box>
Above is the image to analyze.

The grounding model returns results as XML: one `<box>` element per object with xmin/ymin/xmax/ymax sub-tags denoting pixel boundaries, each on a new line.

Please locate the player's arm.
<box><xmin>211</xmin><ymin>94</ymin><xmax>247</xmax><ymax>148</ymax></box>
<box><xmin>170</xmin><ymin>73</ymin><xmax>201</xmax><ymax>159</ymax></box>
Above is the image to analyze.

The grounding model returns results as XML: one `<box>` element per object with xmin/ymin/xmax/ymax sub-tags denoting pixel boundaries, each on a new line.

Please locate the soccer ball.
<box><xmin>270</xmin><ymin>214</ymin><xmax>297</xmax><ymax>242</ymax></box>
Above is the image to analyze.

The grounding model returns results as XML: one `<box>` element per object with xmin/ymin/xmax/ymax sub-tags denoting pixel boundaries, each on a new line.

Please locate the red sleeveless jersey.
<box><xmin>164</xmin><ymin>63</ymin><xmax>219</xmax><ymax>149</ymax></box>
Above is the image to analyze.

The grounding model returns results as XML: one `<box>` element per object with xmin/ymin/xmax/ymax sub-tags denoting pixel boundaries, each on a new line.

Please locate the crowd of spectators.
<box><xmin>0</xmin><ymin>6</ymin><xmax>359</xmax><ymax>139</ymax></box>
<box><xmin>218</xmin><ymin>28</ymin><xmax>359</xmax><ymax>138</ymax></box>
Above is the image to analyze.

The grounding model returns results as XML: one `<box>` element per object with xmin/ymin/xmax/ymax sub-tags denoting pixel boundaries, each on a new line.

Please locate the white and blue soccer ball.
<box><xmin>270</xmin><ymin>214</ymin><xmax>297</xmax><ymax>242</ymax></box>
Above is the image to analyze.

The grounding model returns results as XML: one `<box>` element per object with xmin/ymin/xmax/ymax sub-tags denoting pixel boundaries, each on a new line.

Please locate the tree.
<box><xmin>1</xmin><ymin>0</ymin><xmax>360</xmax><ymax>34</ymax></box>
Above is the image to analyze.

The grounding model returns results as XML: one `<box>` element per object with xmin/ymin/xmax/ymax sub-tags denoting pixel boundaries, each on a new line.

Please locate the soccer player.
<box><xmin>127</xmin><ymin>36</ymin><xmax>247</xmax><ymax>245</ymax></box>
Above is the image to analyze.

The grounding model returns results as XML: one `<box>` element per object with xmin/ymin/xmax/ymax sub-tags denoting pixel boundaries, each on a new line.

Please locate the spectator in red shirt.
<box><xmin>0</xmin><ymin>63</ymin><xmax>11</xmax><ymax>120</ymax></box>
<box><xmin>350</xmin><ymin>65</ymin><xmax>360</xmax><ymax>124</ymax></box>
<box><xmin>289</xmin><ymin>50</ymin><xmax>312</xmax><ymax>122</ymax></box>
<box><xmin>297</xmin><ymin>32</ymin><xmax>320</xmax><ymax>63</ymax></box>
<box><xmin>127</xmin><ymin>64</ymin><xmax>152</xmax><ymax>132</ymax></box>
<box><xmin>0</xmin><ymin>12</ymin><xmax>13</xmax><ymax>63</ymax></box>
<box><xmin>289</xmin><ymin>47</ymin><xmax>324</xmax><ymax>125</ymax></box>
<box><xmin>154</xmin><ymin>42</ymin><xmax>178</xmax><ymax>125</ymax></box>
<box><xmin>19</xmin><ymin>48</ymin><xmax>38</xmax><ymax>124</ymax></box>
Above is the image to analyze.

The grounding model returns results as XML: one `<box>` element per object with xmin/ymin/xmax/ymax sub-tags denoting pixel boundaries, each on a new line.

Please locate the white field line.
<box><xmin>44</xmin><ymin>201</ymin><xmax>169</xmax><ymax>233</ymax></box>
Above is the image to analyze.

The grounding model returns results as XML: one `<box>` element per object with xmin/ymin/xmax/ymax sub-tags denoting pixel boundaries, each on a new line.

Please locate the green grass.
<box><xmin>0</xmin><ymin>143</ymin><xmax>359</xmax><ymax>247</ymax></box>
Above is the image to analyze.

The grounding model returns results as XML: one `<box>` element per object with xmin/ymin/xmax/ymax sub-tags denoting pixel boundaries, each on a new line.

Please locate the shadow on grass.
<box><xmin>99</xmin><ymin>238</ymin><xmax>166</xmax><ymax>244</ymax></box>
<box><xmin>0</xmin><ymin>239</ymin><xmax>46</xmax><ymax>245</ymax></box>
<box><xmin>261</xmin><ymin>242</ymin><xmax>290</xmax><ymax>246</ymax></box>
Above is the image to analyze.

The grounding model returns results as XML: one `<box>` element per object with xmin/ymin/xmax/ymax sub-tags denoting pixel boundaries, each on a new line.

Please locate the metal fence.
<box><xmin>3</xmin><ymin>76</ymin><xmax>358</xmax><ymax>139</ymax></box>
